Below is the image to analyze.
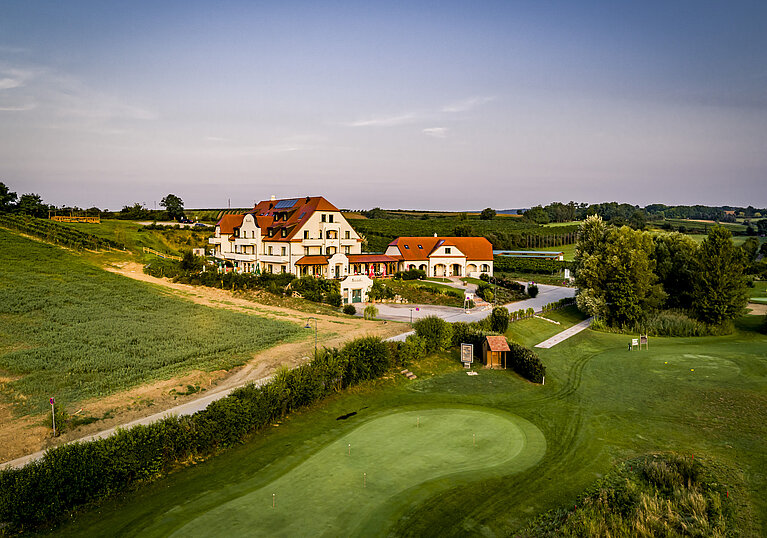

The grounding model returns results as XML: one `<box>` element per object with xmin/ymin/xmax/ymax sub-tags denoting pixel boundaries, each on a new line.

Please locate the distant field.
<box><xmin>0</xmin><ymin>229</ymin><xmax>302</xmax><ymax>415</ymax></box>
<box><xmin>542</xmin><ymin>220</ymin><xmax>580</xmax><ymax>227</ymax></box>
<box><xmin>749</xmin><ymin>280</ymin><xmax>767</xmax><ymax>302</ymax></box>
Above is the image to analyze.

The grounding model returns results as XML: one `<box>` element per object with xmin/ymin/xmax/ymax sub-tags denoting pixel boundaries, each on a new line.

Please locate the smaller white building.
<box><xmin>385</xmin><ymin>236</ymin><xmax>493</xmax><ymax>278</ymax></box>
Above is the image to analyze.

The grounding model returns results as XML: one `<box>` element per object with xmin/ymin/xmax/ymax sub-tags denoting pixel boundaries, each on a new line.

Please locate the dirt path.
<box><xmin>0</xmin><ymin>262</ymin><xmax>408</xmax><ymax>464</ymax></box>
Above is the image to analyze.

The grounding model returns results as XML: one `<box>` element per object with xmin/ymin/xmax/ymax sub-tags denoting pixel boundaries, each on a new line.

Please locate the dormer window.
<box><xmin>404</xmin><ymin>245</ymin><xmax>409</xmax><ymax>250</ymax></box>
<box><xmin>445</xmin><ymin>247</ymin><xmax>451</xmax><ymax>254</ymax></box>
<box><xmin>417</xmin><ymin>244</ymin><xmax>423</xmax><ymax>249</ymax></box>
<box><xmin>281</xmin><ymin>229</ymin><xmax>287</xmax><ymax>238</ymax></box>
<box><xmin>268</xmin><ymin>229</ymin><xmax>275</xmax><ymax>237</ymax></box>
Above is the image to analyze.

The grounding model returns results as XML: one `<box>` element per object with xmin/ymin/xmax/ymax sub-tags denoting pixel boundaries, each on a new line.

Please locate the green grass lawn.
<box><xmin>385</xmin><ymin>279</ymin><xmax>465</xmax><ymax>307</ymax></box>
<box><xmin>53</xmin><ymin>315</ymin><xmax>767</xmax><ymax>536</ymax></box>
<box><xmin>0</xmin><ymin>230</ymin><xmax>303</xmax><ymax>415</ymax></box>
<box><xmin>506</xmin><ymin>305</ymin><xmax>588</xmax><ymax>348</ymax></box>
<box><xmin>749</xmin><ymin>280</ymin><xmax>767</xmax><ymax>301</ymax></box>
<box><xmin>530</xmin><ymin>242</ymin><xmax>576</xmax><ymax>260</ymax></box>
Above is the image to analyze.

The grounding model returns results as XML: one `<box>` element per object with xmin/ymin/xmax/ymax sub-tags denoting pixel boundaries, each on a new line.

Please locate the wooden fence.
<box><xmin>143</xmin><ymin>246</ymin><xmax>182</xmax><ymax>261</ymax></box>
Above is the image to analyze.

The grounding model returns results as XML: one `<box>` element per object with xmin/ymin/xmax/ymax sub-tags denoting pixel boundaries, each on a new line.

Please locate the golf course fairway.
<box><xmin>165</xmin><ymin>408</ymin><xmax>545</xmax><ymax>536</ymax></box>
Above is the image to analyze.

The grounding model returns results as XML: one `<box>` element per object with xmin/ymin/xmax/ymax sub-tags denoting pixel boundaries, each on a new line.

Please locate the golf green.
<box><xmin>169</xmin><ymin>408</ymin><xmax>545</xmax><ymax>536</ymax></box>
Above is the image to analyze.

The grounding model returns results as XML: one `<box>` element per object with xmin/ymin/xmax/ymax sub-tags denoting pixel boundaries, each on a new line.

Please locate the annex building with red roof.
<box><xmin>384</xmin><ymin>236</ymin><xmax>493</xmax><ymax>278</ymax></box>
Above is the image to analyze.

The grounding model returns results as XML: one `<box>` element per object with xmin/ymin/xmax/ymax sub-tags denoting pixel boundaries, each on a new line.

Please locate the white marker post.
<box><xmin>272</xmin><ymin>493</ymin><xmax>275</xmax><ymax>508</ymax></box>
<box><xmin>348</xmin><ymin>443</ymin><xmax>351</xmax><ymax>456</ymax></box>
<box><xmin>473</xmin><ymin>433</ymin><xmax>476</xmax><ymax>447</ymax></box>
<box><xmin>50</xmin><ymin>397</ymin><xmax>56</xmax><ymax>437</ymax></box>
<box><xmin>417</xmin><ymin>416</ymin><xmax>420</xmax><ymax>428</ymax></box>
<box><xmin>363</xmin><ymin>472</ymin><xmax>366</xmax><ymax>488</ymax></box>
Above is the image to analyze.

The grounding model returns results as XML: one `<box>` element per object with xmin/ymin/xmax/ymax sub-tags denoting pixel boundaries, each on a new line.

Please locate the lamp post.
<box><xmin>304</xmin><ymin>317</ymin><xmax>318</xmax><ymax>355</ymax></box>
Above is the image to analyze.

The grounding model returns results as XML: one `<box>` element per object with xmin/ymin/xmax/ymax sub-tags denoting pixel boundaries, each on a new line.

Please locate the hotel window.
<box><xmin>304</xmin><ymin>230</ymin><xmax>309</xmax><ymax>239</ymax></box>
<box><xmin>268</xmin><ymin>246</ymin><xmax>273</xmax><ymax>255</ymax></box>
<box><xmin>281</xmin><ymin>247</ymin><xmax>286</xmax><ymax>256</ymax></box>
<box><xmin>328</xmin><ymin>214</ymin><xmax>334</xmax><ymax>223</ymax></box>
<box><xmin>344</xmin><ymin>246</ymin><xmax>350</xmax><ymax>254</ymax></box>
<box><xmin>304</xmin><ymin>247</ymin><xmax>309</xmax><ymax>255</ymax></box>
<box><xmin>321</xmin><ymin>214</ymin><xmax>326</xmax><ymax>223</ymax></box>
<box><xmin>345</xmin><ymin>230</ymin><xmax>350</xmax><ymax>239</ymax></box>
<box><xmin>445</xmin><ymin>248</ymin><xmax>451</xmax><ymax>254</ymax></box>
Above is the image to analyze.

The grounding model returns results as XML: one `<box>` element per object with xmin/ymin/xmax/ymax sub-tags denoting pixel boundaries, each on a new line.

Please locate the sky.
<box><xmin>1</xmin><ymin>1</ymin><xmax>766</xmax><ymax>211</ymax></box>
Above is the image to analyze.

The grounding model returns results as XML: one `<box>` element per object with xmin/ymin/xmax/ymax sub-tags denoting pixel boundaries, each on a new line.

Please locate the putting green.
<box><xmin>169</xmin><ymin>408</ymin><xmax>545</xmax><ymax>537</ymax></box>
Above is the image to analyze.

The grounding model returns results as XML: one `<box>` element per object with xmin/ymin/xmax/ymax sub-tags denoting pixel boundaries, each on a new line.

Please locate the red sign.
<box><xmin>49</xmin><ymin>397</ymin><xmax>55</xmax><ymax>405</ymax></box>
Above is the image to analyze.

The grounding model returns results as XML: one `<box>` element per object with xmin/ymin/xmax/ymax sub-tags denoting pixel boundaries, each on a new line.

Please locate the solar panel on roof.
<box><xmin>274</xmin><ymin>198</ymin><xmax>298</xmax><ymax>209</ymax></box>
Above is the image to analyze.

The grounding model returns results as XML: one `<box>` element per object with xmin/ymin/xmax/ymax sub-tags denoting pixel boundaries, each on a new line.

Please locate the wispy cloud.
<box><xmin>0</xmin><ymin>68</ymin><xmax>34</xmax><ymax>90</ymax></box>
<box><xmin>0</xmin><ymin>103</ymin><xmax>36</xmax><ymax>111</ymax></box>
<box><xmin>345</xmin><ymin>113</ymin><xmax>418</xmax><ymax>127</ymax></box>
<box><xmin>441</xmin><ymin>96</ymin><xmax>495</xmax><ymax>113</ymax></box>
<box><xmin>422</xmin><ymin>127</ymin><xmax>448</xmax><ymax>138</ymax></box>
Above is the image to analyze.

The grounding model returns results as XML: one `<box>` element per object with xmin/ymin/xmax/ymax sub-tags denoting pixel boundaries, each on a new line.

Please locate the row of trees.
<box><xmin>575</xmin><ymin>216</ymin><xmax>749</xmax><ymax>329</ymax></box>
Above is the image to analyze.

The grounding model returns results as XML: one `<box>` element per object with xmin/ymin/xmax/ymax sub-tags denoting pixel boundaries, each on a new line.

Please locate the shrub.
<box><xmin>394</xmin><ymin>269</ymin><xmax>426</xmax><ymax>280</ymax></box>
<box><xmin>363</xmin><ymin>305</ymin><xmax>378</xmax><ymax>320</ymax></box>
<box><xmin>368</xmin><ymin>280</ymin><xmax>395</xmax><ymax>301</ymax></box>
<box><xmin>507</xmin><ymin>341</ymin><xmax>546</xmax><ymax>383</ymax></box>
<box><xmin>413</xmin><ymin>315</ymin><xmax>454</xmax><ymax>353</ymax></box>
<box><xmin>341</xmin><ymin>337</ymin><xmax>390</xmax><ymax>386</ymax></box>
<box><xmin>343</xmin><ymin>304</ymin><xmax>357</xmax><ymax>315</ymax></box>
<box><xmin>489</xmin><ymin>307</ymin><xmax>510</xmax><ymax>333</ymax></box>
<box><xmin>527</xmin><ymin>284</ymin><xmax>539</xmax><ymax>298</ymax></box>
<box><xmin>392</xmin><ymin>334</ymin><xmax>427</xmax><ymax>366</ymax></box>
<box><xmin>479</xmin><ymin>272</ymin><xmax>490</xmax><ymax>282</ymax></box>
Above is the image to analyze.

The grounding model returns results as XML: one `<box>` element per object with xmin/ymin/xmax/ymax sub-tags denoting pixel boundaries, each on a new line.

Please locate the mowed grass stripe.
<box><xmin>0</xmin><ymin>229</ymin><xmax>302</xmax><ymax>414</ymax></box>
<box><xmin>167</xmin><ymin>408</ymin><xmax>544</xmax><ymax>537</ymax></box>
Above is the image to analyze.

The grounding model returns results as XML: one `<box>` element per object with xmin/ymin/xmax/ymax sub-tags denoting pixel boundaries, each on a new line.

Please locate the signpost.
<box><xmin>49</xmin><ymin>397</ymin><xmax>56</xmax><ymax>437</ymax></box>
<box><xmin>640</xmin><ymin>335</ymin><xmax>649</xmax><ymax>350</ymax></box>
<box><xmin>461</xmin><ymin>343</ymin><xmax>473</xmax><ymax>369</ymax></box>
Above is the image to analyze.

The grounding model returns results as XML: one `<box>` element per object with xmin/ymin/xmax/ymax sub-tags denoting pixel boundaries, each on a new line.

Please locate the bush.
<box><xmin>343</xmin><ymin>304</ymin><xmax>357</xmax><ymax>316</ymax></box>
<box><xmin>394</xmin><ymin>269</ymin><xmax>426</xmax><ymax>280</ymax></box>
<box><xmin>413</xmin><ymin>315</ymin><xmax>454</xmax><ymax>353</ymax></box>
<box><xmin>392</xmin><ymin>334</ymin><xmax>427</xmax><ymax>367</ymax></box>
<box><xmin>489</xmin><ymin>307</ymin><xmax>510</xmax><ymax>333</ymax></box>
<box><xmin>527</xmin><ymin>284</ymin><xmax>539</xmax><ymax>298</ymax></box>
<box><xmin>363</xmin><ymin>305</ymin><xmax>378</xmax><ymax>320</ymax></box>
<box><xmin>507</xmin><ymin>342</ymin><xmax>546</xmax><ymax>383</ymax></box>
<box><xmin>368</xmin><ymin>280</ymin><xmax>395</xmax><ymax>301</ymax></box>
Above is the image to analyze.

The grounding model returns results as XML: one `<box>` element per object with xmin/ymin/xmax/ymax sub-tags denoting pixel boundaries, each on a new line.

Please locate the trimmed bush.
<box><xmin>343</xmin><ymin>304</ymin><xmax>357</xmax><ymax>316</ymax></box>
<box><xmin>507</xmin><ymin>341</ymin><xmax>546</xmax><ymax>383</ymax></box>
<box><xmin>413</xmin><ymin>315</ymin><xmax>453</xmax><ymax>353</ymax></box>
<box><xmin>394</xmin><ymin>269</ymin><xmax>426</xmax><ymax>280</ymax></box>
<box><xmin>527</xmin><ymin>284</ymin><xmax>539</xmax><ymax>298</ymax></box>
<box><xmin>489</xmin><ymin>307</ymin><xmax>510</xmax><ymax>333</ymax></box>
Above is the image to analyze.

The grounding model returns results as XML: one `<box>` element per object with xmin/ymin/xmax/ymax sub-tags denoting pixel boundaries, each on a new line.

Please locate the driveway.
<box><xmin>371</xmin><ymin>282</ymin><xmax>576</xmax><ymax>325</ymax></box>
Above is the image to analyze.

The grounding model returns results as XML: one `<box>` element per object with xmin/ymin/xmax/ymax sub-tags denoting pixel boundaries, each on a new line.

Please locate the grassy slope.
<box><xmin>54</xmin><ymin>314</ymin><xmax>766</xmax><ymax>536</ymax></box>
<box><xmin>0</xmin><ymin>229</ymin><xmax>303</xmax><ymax>415</ymax></box>
<box><xmin>56</xmin><ymin>220</ymin><xmax>209</xmax><ymax>255</ymax></box>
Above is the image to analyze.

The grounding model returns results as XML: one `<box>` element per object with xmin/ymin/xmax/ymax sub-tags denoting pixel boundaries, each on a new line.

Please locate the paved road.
<box><xmin>535</xmin><ymin>317</ymin><xmax>593</xmax><ymax>348</ymax></box>
<box><xmin>372</xmin><ymin>282</ymin><xmax>576</xmax><ymax>324</ymax></box>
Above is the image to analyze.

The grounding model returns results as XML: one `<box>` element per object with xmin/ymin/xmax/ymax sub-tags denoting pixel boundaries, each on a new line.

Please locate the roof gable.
<box><xmin>389</xmin><ymin>236</ymin><xmax>493</xmax><ymax>261</ymax></box>
<box><xmin>247</xmin><ymin>196</ymin><xmax>340</xmax><ymax>241</ymax></box>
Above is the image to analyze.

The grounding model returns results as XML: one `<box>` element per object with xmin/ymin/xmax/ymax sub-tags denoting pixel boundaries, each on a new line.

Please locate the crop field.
<box><xmin>55</xmin><ymin>312</ymin><xmax>767</xmax><ymax>536</ymax></box>
<box><xmin>0</xmin><ymin>229</ymin><xmax>303</xmax><ymax>415</ymax></box>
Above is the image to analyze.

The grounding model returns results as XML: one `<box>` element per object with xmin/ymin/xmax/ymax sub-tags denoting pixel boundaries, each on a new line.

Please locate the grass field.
<box><xmin>0</xmin><ymin>230</ymin><xmax>303</xmax><ymax>415</ymax></box>
<box><xmin>54</xmin><ymin>311</ymin><xmax>767</xmax><ymax>536</ymax></box>
<box><xmin>749</xmin><ymin>280</ymin><xmax>767</xmax><ymax>303</ymax></box>
<box><xmin>56</xmin><ymin>219</ymin><xmax>209</xmax><ymax>256</ymax></box>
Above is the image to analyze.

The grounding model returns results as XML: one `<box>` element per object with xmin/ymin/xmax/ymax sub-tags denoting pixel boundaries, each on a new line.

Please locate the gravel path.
<box><xmin>534</xmin><ymin>317</ymin><xmax>593</xmax><ymax>348</ymax></box>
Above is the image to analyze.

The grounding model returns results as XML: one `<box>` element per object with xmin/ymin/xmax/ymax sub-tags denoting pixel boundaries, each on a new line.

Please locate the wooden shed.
<box><xmin>482</xmin><ymin>336</ymin><xmax>510</xmax><ymax>369</ymax></box>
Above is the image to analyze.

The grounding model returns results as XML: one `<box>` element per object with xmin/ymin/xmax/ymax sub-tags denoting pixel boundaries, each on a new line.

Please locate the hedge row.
<box><xmin>0</xmin><ymin>337</ymin><xmax>390</xmax><ymax>529</ymax></box>
<box><xmin>494</xmin><ymin>256</ymin><xmax>573</xmax><ymax>274</ymax></box>
<box><xmin>507</xmin><ymin>342</ymin><xmax>546</xmax><ymax>383</ymax></box>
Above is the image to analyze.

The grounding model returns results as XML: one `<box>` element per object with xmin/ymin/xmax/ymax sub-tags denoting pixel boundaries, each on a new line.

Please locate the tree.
<box><xmin>120</xmin><ymin>203</ymin><xmax>150</xmax><ymax>220</ymax></box>
<box><xmin>0</xmin><ymin>182</ymin><xmax>17</xmax><ymax>212</ymax></box>
<box><xmin>692</xmin><ymin>227</ymin><xmax>748</xmax><ymax>325</ymax></box>
<box><xmin>523</xmin><ymin>205</ymin><xmax>549</xmax><ymax>224</ymax></box>
<box><xmin>489</xmin><ymin>307</ymin><xmax>510</xmax><ymax>333</ymax></box>
<box><xmin>575</xmin><ymin>216</ymin><xmax>664</xmax><ymax>326</ymax></box>
<box><xmin>161</xmin><ymin>194</ymin><xmax>185</xmax><ymax>221</ymax></box>
<box><xmin>652</xmin><ymin>232</ymin><xmax>698</xmax><ymax>310</ymax></box>
<box><xmin>479</xmin><ymin>207</ymin><xmax>496</xmax><ymax>220</ymax></box>
<box><xmin>16</xmin><ymin>193</ymin><xmax>49</xmax><ymax>218</ymax></box>
<box><xmin>453</xmin><ymin>224</ymin><xmax>475</xmax><ymax>237</ymax></box>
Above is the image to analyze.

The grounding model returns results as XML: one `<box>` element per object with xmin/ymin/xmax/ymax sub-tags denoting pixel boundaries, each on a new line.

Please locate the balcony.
<box><xmin>300</xmin><ymin>238</ymin><xmax>324</xmax><ymax>246</ymax></box>
<box><xmin>260</xmin><ymin>254</ymin><xmax>289</xmax><ymax>264</ymax></box>
<box><xmin>214</xmin><ymin>252</ymin><xmax>257</xmax><ymax>262</ymax></box>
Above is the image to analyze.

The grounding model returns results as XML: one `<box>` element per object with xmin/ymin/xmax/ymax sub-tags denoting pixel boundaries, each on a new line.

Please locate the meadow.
<box><xmin>0</xmin><ymin>230</ymin><xmax>303</xmax><ymax>415</ymax></box>
<box><xmin>53</xmin><ymin>310</ymin><xmax>767</xmax><ymax>536</ymax></box>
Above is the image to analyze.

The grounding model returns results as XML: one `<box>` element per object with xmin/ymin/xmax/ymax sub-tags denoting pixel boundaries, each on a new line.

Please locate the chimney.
<box><xmin>270</xmin><ymin>195</ymin><xmax>276</xmax><ymax>201</ymax></box>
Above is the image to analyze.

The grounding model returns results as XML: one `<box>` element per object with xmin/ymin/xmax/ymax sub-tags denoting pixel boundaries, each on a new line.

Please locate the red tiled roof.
<box><xmin>388</xmin><ymin>237</ymin><xmax>493</xmax><ymax>261</ymax></box>
<box><xmin>294</xmin><ymin>255</ymin><xmax>329</xmax><ymax>266</ymax></box>
<box><xmin>486</xmin><ymin>336</ymin><xmax>510</xmax><ymax>352</ymax></box>
<box><xmin>217</xmin><ymin>214</ymin><xmax>244</xmax><ymax>234</ymax></box>
<box><xmin>246</xmin><ymin>196</ymin><xmax>341</xmax><ymax>242</ymax></box>
<box><xmin>347</xmin><ymin>254</ymin><xmax>398</xmax><ymax>264</ymax></box>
